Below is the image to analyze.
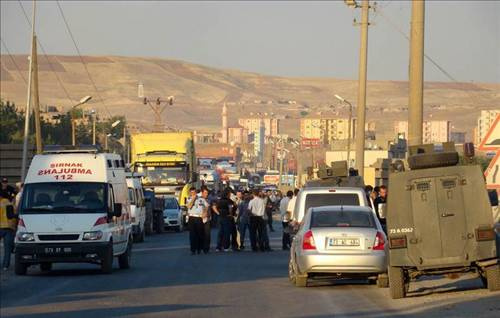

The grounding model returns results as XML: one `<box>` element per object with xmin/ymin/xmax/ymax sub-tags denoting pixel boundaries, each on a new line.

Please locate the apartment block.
<box><xmin>394</xmin><ymin>120</ymin><xmax>450</xmax><ymax>143</ymax></box>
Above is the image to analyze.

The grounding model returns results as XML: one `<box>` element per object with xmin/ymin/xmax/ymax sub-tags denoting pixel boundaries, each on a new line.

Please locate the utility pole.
<box><xmin>32</xmin><ymin>35</ymin><xmax>42</xmax><ymax>154</ymax></box>
<box><xmin>355</xmin><ymin>0</ymin><xmax>370</xmax><ymax>176</ymax></box>
<box><xmin>92</xmin><ymin>110</ymin><xmax>96</xmax><ymax>145</ymax></box>
<box><xmin>138</xmin><ymin>83</ymin><xmax>174</xmax><ymax>132</ymax></box>
<box><xmin>21</xmin><ymin>0</ymin><xmax>36</xmax><ymax>182</ymax></box>
<box><xmin>408</xmin><ymin>0</ymin><xmax>425</xmax><ymax>146</ymax></box>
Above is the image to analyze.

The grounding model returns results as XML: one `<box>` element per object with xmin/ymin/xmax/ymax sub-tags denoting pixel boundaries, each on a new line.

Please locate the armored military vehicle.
<box><xmin>386</xmin><ymin>142</ymin><xmax>499</xmax><ymax>299</ymax></box>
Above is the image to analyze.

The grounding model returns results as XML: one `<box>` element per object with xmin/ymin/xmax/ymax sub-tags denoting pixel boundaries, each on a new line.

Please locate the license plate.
<box><xmin>44</xmin><ymin>247</ymin><xmax>72</xmax><ymax>254</ymax></box>
<box><xmin>328</xmin><ymin>238</ymin><xmax>360</xmax><ymax>247</ymax></box>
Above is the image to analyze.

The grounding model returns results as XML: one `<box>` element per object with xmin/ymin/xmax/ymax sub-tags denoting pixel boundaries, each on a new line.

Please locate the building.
<box><xmin>220</xmin><ymin>103</ymin><xmax>228</xmax><ymax>144</ymax></box>
<box><xmin>450</xmin><ymin>132</ymin><xmax>466</xmax><ymax>144</ymax></box>
<box><xmin>228</xmin><ymin>126</ymin><xmax>249</xmax><ymax>144</ymax></box>
<box><xmin>238</xmin><ymin>117</ymin><xmax>279</xmax><ymax>139</ymax></box>
<box><xmin>300</xmin><ymin>118</ymin><xmax>355</xmax><ymax>145</ymax></box>
<box><xmin>253</xmin><ymin>122</ymin><xmax>265</xmax><ymax>162</ymax></box>
<box><xmin>476</xmin><ymin>110</ymin><xmax>500</xmax><ymax>145</ymax></box>
<box><xmin>394</xmin><ymin>120</ymin><xmax>451</xmax><ymax>143</ymax></box>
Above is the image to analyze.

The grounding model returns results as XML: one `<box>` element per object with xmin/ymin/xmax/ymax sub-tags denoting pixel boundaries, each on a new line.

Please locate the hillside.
<box><xmin>1</xmin><ymin>54</ymin><xmax>498</xmax><ymax>139</ymax></box>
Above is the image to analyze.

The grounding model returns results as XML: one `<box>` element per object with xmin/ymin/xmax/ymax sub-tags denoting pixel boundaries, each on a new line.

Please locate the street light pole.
<box><xmin>91</xmin><ymin>110</ymin><xmax>96</xmax><ymax>145</ymax></box>
<box><xmin>335</xmin><ymin>94</ymin><xmax>353</xmax><ymax>175</ymax></box>
<box><xmin>71</xmin><ymin>96</ymin><xmax>92</xmax><ymax>146</ymax></box>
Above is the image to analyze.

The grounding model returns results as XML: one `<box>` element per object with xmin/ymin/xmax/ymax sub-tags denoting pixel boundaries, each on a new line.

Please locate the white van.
<box><xmin>292</xmin><ymin>187</ymin><xmax>371</xmax><ymax>224</ymax></box>
<box><xmin>126</xmin><ymin>173</ymin><xmax>146</xmax><ymax>242</ymax></box>
<box><xmin>14</xmin><ymin>147</ymin><xmax>132</xmax><ymax>275</ymax></box>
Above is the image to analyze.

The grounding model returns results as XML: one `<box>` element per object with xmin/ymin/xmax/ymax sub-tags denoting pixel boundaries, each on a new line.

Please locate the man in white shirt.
<box><xmin>280</xmin><ymin>190</ymin><xmax>293</xmax><ymax>250</ymax></box>
<box><xmin>287</xmin><ymin>188</ymin><xmax>300</xmax><ymax>223</ymax></box>
<box><xmin>248</xmin><ymin>189</ymin><xmax>266</xmax><ymax>251</ymax></box>
<box><xmin>187</xmin><ymin>187</ymin><xmax>209</xmax><ymax>255</ymax></box>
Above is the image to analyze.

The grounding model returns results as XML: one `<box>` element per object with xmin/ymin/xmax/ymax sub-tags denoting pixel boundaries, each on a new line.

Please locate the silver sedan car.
<box><xmin>289</xmin><ymin>206</ymin><xmax>388</xmax><ymax>287</ymax></box>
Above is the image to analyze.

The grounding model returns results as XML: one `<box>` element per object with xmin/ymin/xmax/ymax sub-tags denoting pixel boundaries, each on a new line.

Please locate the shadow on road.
<box><xmin>5</xmin><ymin>304</ymin><xmax>224</xmax><ymax>318</ymax></box>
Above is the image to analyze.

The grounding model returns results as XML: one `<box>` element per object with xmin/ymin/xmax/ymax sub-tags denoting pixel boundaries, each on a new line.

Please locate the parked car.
<box><xmin>289</xmin><ymin>206</ymin><xmax>388</xmax><ymax>287</ymax></box>
<box><xmin>292</xmin><ymin>187</ymin><xmax>371</xmax><ymax>225</ymax></box>
<box><xmin>163</xmin><ymin>196</ymin><xmax>183</xmax><ymax>232</ymax></box>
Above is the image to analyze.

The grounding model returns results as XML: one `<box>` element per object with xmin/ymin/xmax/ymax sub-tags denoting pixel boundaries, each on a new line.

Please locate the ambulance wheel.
<box><xmin>14</xmin><ymin>254</ymin><xmax>27</xmax><ymax>276</ymax></box>
<box><xmin>101</xmin><ymin>244</ymin><xmax>113</xmax><ymax>274</ymax></box>
<box><xmin>486</xmin><ymin>265</ymin><xmax>500</xmax><ymax>291</ymax></box>
<box><xmin>118</xmin><ymin>239</ymin><xmax>132</xmax><ymax>269</ymax></box>
<box><xmin>388</xmin><ymin>266</ymin><xmax>406</xmax><ymax>299</ymax></box>
<box><xmin>377</xmin><ymin>273</ymin><xmax>389</xmax><ymax>288</ymax></box>
<box><xmin>40</xmin><ymin>262</ymin><xmax>52</xmax><ymax>272</ymax></box>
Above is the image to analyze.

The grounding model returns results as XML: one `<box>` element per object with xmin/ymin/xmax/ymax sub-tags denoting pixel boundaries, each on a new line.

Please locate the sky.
<box><xmin>1</xmin><ymin>1</ymin><xmax>499</xmax><ymax>83</ymax></box>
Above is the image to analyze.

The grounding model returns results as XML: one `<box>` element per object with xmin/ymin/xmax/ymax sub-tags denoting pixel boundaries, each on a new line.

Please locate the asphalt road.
<box><xmin>1</xmin><ymin>224</ymin><xmax>499</xmax><ymax>318</ymax></box>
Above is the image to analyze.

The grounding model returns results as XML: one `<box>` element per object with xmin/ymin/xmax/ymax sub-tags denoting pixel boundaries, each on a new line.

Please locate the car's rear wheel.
<box><xmin>40</xmin><ymin>262</ymin><xmax>52</xmax><ymax>272</ymax></box>
<box><xmin>388</xmin><ymin>266</ymin><xmax>406</xmax><ymax>299</ymax></box>
<box><xmin>486</xmin><ymin>265</ymin><xmax>500</xmax><ymax>291</ymax></box>
<box><xmin>377</xmin><ymin>273</ymin><xmax>389</xmax><ymax>288</ymax></box>
<box><xmin>288</xmin><ymin>259</ymin><xmax>296</xmax><ymax>283</ymax></box>
<box><xmin>118</xmin><ymin>239</ymin><xmax>132</xmax><ymax>269</ymax></box>
<box><xmin>295</xmin><ymin>274</ymin><xmax>308</xmax><ymax>287</ymax></box>
<box><xmin>14</xmin><ymin>254</ymin><xmax>27</xmax><ymax>276</ymax></box>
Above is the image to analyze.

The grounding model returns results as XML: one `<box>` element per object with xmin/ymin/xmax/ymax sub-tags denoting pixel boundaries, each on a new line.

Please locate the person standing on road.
<box><xmin>373</xmin><ymin>185</ymin><xmax>388</xmax><ymax>232</ymax></box>
<box><xmin>249</xmin><ymin>189</ymin><xmax>267</xmax><ymax>252</ymax></box>
<box><xmin>265</xmin><ymin>190</ymin><xmax>275</xmax><ymax>232</ymax></box>
<box><xmin>280</xmin><ymin>190</ymin><xmax>293</xmax><ymax>250</ymax></box>
<box><xmin>287</xmin><ymin>188</ymin><xmax>299</xmax><ymax>224</ymax></box>
<box><xmin>237</xmin><ymin>191</ymin><xmax>251</xmax><ymax>250</ymax></box>
<box><xmin>0</xmin><ymin>191</ymin><xmax>17</xmax><ymax>270</ymax></box>
<box><xmin>1</xmin><ymin>178</ymin><xmax>16</xmax><ymax>202</ymax></box>
<box><xmin>200</xmin><ymin>187</ymin><xmax>212</xmax><ymax>254</ymax></box>
<box><xmin>187</xmin><ymin>187</ymin><xmax>207</xmax><ymax>255</ymax></box>
<box><xmin>213</xmin><ymin>189</ymin><xmax>237</xmax><ymax>252</ymax></box>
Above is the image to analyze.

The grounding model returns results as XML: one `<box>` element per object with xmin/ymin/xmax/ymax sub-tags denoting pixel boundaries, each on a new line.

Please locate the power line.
<box><xmin>55</xmin><ymin>0</ymin><xmax>112</xmax><ymax>118</ymax></box>
<box><xmin>376</xmin><ymin>8</ymin><xmax>458</xmax><ymax>82</ymax></box>
<box><xmin>17</xmin><ymin>0</ymin><xmax>76</xmax><ymax>105</ymax></box>
<box><xmin>0</xmin><ymin>37</ymin><xmax>28</xmax><ymax>84</ymax></box>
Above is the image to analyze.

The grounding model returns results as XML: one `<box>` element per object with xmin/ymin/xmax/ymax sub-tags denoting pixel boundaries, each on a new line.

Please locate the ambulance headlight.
<box><xmin>82</xmin><ymin>231</ymin><xmax>103</xmax><ymax>241</ymax></box>
<box><xmin>17</xmin><ymin>232</ymin><xmax>35</xmax><ymax>242</ymax></box>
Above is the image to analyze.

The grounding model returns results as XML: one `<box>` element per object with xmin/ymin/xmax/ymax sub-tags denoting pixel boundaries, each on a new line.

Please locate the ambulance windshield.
<box><xmin>20</xmin><ymin>182</ymin><xmax>107</xmax><ymax>214</ymax></box>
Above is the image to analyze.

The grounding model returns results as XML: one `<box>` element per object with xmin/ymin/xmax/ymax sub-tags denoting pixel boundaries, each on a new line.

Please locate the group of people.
<box><xmin>0</xmin><ymin>178</ymin><xmax>22</xmax><ymax>271</ymax></box>
<box><xmin>365</xmin><ymin>184</ymin><xmax>388</xmax><ymax>230</ymax></box>
<box><xmin>186</xmin><ymin>186</ymin><xmax>297</xmax><ymax>255</ymax></box>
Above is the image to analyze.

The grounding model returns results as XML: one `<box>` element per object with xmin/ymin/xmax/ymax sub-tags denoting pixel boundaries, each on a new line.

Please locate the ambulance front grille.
<box><xmin>38</xmin><ymin>234</ymin><xmax>80</xmax><ymax>241</ymax></box>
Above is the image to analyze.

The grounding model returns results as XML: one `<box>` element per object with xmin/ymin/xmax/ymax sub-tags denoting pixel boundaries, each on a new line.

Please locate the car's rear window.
<box><xmin>310</xmin><ymin>210</ymin><xmax>376</xmax><ymax>228</ymax></box>
<box><xmin>304</xmin><ymin>193</ymin><xmax>360</xmax><ymax>212</ymax></box>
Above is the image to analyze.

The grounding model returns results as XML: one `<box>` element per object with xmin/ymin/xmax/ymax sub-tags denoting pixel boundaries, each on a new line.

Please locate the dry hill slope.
<box><xmin>1</xmin><ymin>54</ymin><xmax>498</xmax><ymax>138</ymax></box>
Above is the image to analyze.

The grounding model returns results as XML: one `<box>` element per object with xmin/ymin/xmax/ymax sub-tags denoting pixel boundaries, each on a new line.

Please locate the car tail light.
<box><xmin>475</xmin><ymin>227</ymin><xmax>495</xmax><ymax>241</ymax></box>
<box><xmin>302</xmin><ymin>230</ymin><xmax>316</xmax><ymax>250</ymax></box>
<box><xmin>389</xmin><ymin>236</ymin><xmax>407</xmax><ymax>249</ymax></box>
<box><xmin>373</xmin><ymin>231</ymin><xmax>385</xmax><ymax>250</ymax></box>
<box><xmin>18</xmin><ymin>218</ymin><xmax>26</xmax><ymax>228</ymax></box>
<box><xmin>94</xmin><ymin>216</ymin><xmax>108</xmax><ymax>226</ymax></box>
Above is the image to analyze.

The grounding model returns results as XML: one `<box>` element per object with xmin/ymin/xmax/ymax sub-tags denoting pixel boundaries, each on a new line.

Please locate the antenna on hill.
<box><xmin>137</xmin><ymin>82</ymin><xmax>174</xmax><ymax>132</ymax></box>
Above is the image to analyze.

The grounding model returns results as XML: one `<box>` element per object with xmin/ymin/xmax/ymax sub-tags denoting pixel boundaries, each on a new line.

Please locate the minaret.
<box><xmin>221</xmin><ymin>103</ymin><xmax>228</xmax><ymax>143</ymax></box>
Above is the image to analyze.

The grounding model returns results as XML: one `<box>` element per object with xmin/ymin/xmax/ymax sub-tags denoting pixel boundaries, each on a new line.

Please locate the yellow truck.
<box><xmin>130</xmin><ymin>132</ymin><xmax>197</xmax><ymax>214</ymax></box>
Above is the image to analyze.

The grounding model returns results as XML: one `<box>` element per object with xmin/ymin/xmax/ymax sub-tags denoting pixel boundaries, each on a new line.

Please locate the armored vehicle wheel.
<box><xmin>388</xmin><ymin>266</ymin><xmax>406</xmax><ymax>299</ymax></box>
<box><xmin>408</xmin><ymin>152</ymin><xmax>459</xmax><ymax>170</ymax></box>
<box><xmin>486</xmin><ymin>265</ymin><xmax>500</xmax><ymax>291</ymax></box>
<box><xmin>377</xmin><ymin>273</ymin><xmax>389</xmax><ymax>288</ymax></box>
<box><xmin>40</xmin><ymin>262</ymin><xmax>52</xmax><ymax>272</ymax></box>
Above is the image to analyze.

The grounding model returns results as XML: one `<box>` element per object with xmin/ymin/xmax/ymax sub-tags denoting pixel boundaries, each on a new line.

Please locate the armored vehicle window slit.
<box><xmin>416</xmin><ymin>182</ymin><xmax>430</xmax><ymax>191</ymax></box>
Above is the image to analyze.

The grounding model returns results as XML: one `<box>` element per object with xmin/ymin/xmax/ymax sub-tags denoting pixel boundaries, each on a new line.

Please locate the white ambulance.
<box><xmin>125</xmin><ymin>173</ymin><xmax>146</xmax><ymax>242</ymax></box>
<box><xmin>14</xmin><ymin>146</ymin><xmax>132</xmax><ymax>275</ymax></box>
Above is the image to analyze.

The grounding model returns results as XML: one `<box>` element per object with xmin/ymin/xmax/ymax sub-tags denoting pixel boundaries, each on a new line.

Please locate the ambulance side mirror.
<box><xmin>6</xmin><ymin>205</ymin><xmax>15</xmax><ymax>219</ymax></box>
<box><xmin>113</xmin><ymin>203</ymin><xmax>123</xmax><ymax>217</ymax></box>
